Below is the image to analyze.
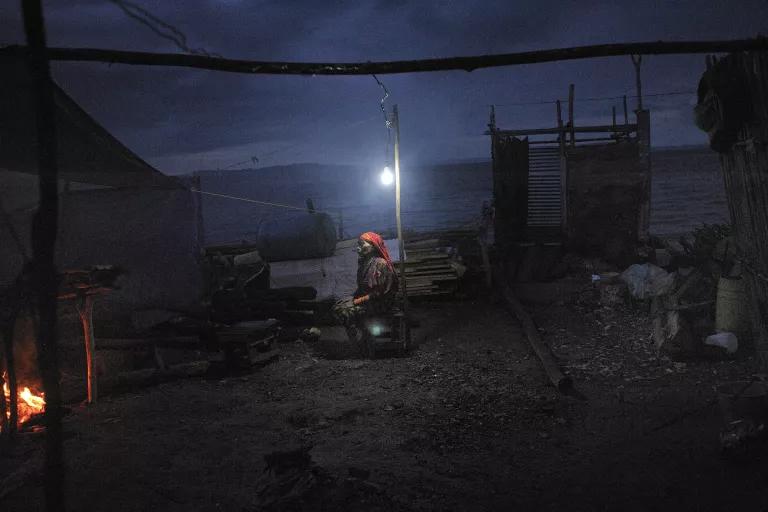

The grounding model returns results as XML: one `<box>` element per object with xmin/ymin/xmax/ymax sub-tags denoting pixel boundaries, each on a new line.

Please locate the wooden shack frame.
<box><xmin>488</xmin><ymin>87</ymin><xmax>651</xmax><ymax>265</ymax></box>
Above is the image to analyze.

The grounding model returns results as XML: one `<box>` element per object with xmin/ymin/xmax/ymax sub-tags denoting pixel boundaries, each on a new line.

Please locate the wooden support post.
<box><xmin>392</xmin><ymin>105</ymin><xmax>410</xmax><ymax>348</ymax></box>
<box><xmin>192</xmin><ymin>173</ymin><xmax>205</xmax><ymax>250</ymax></box>
<box><xmin>556</xmin><ymin>100</ymin><xmax>567</xmax><ymax>232</ymax></box>
<box><xmin>489</xmin><ymin>104</ymin><xmax>496</xmax><ymax>130</ymax></box>
<box><xmin>21</xmin><ymin>0</ymin><xmax>67</xmax><ymax>508</ymax></box>
<box><xmin>623</xmin><ymin>95</ymin><xmax>629</xmax><ymax>125</ymax></box>
<box><xmin>488</xmin><ymin>104</ymin><xmax>496</xmax><ymax>161</ymax></box>
<box><xmin>2</xmin><ymin>314</ymin><xmax>19</xmax><ymax>436</ymax></box>
<box><xmin>631</xmin><ymin>55</ymin><xmax>643</xmax><ymax>111</ymax></box>
<box><xmin>636</xmin><ymin>109</ymin><xmax>652</xmax><ymax>243</ymax></box>
<box><xmin>568</xmin><ymin>84</ymin><xmax>575</xmax><ymax>146</ymax></box>
<box><xmin>76</xmin><ymin>293</ymin><xmax>96</xmax><ymax>404</ymax></box>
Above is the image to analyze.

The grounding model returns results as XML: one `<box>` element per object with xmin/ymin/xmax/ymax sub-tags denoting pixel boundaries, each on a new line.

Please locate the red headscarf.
<box><xmin>359</xmin><ymin>231</ymin><xmax>395</xmax><ymax>272</ymax></box>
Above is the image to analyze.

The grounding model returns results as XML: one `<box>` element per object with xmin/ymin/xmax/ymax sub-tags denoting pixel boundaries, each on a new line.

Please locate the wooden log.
<box><xmin>500</xmin><ymin>283</ymin><xmax>571</xmax><ymax>391</ymax></box>
<box><xmin>479</xmin><ymin>237</ymin><xmax>492</xmax><ymax>289</ymax></box>
<box><xmin>3</xmin><ymin>39</ymin><xmax>767</xmax><ymax>76</ymax></box>
<box><xmin>76</xmin><ymin>293</ymin><xmax>97</xmax><ymax>404</ymax></box>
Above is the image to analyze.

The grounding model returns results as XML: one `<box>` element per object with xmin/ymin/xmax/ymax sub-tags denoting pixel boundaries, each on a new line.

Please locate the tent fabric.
<box><xmin>0</xmin><ymin>55</ymin><xmax>180</xmax><ymax>189</ymax></box>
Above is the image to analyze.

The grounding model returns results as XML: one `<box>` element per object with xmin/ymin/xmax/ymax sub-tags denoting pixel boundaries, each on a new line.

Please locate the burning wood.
<box><xmin>1</xmin><ymin>371</ymin><xmax>45</xmax><ymax>432</ymax></box>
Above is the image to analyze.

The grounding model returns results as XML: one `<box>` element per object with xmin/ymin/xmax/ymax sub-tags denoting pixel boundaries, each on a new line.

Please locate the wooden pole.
<box><xmin>20</xmin><ymin>0</ymin><xmax>66</xmax><ymax>509</ymax></box>
<box><xmin>489</xmin><ymin>104</ymin><xmax>497</xmax><ymax>170</ymax></box>
<box><xmin>631</xmin><ymin>55</ymin><xmax>643</xmax><ymax>111</ymax></box>
<box><xmin>568</xmin><ymin>84</ymin><xmax>575</xmax><ymax>146</ymax></box>
<box><xmin>636</xmin><ymin>109</ymin><xmax>652</xmax><ymax>243</ymax></box>
<box><xmin>392</xmin><ymin>105</ymin><xmax>410</xmax><ymax>346</ymax></box>
<box><xmin>556</xmin><ymin>101</ymin><xmax>567</xmax><ymax>231</ymax></box>
<box><xmin>623</xmin><ymin>95</ymin><xmax>629</xmax><ymax>125</ymax></box>
<box><xmin>2</xmin><ymin>310</ymin><xmax>19</xmax><ymax>436</ymax></box>
<box><xmin>76</xmin><ymin>294</ymin><xmax>96</xmax><ymax>404</ymax></box>
<box><xmin>1</xmin><ymin>38</ymin><xmax>767</xmax><ymax>76</ymax></box>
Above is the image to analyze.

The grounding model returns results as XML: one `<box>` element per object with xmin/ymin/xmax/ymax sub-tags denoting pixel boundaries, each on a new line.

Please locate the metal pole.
<box><xmin>392</xmin><ymin>105</ymin><xmax>409</xmax><ymax>340</ymax></box>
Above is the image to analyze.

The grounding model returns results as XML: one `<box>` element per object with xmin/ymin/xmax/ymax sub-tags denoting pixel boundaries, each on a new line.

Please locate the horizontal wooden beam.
<box><xmin>1</xmin><ymin>38</ymin><xmax>767</xmax><ymax>75</ymax></box>
<box><xmin>528</xmin><ymin>136</ymin><xmax>622</xmax><ymax>145</ymax></box>
<box><xmin>489</xmin><ymin>123</ymin><xmax>637</xmax><ymax>137</ymax></box>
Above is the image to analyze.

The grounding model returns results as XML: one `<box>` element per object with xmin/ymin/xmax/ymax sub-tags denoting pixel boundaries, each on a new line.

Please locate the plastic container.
<box><xmin>715</xmin><ymin>277</ymin><xmax>750</xmax><ymax>334</ymax></box>
<box><xmin>704</xmin><ymin>332</ymin><xmax>738</xmax><ymax>354</ymax></box>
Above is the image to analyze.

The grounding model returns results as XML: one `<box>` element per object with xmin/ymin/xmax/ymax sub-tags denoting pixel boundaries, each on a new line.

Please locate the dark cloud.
<box><xmin>2</xmin><ymin>1</ymin><xmax>766</xmax><ymax>172</ymax></box>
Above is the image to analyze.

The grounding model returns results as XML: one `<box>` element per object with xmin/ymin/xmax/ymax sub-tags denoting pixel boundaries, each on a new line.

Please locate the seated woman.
<box><xmin>333</xmin><ymin>231</ymin><xmax>399</xmax><ymax>345</ymax></box>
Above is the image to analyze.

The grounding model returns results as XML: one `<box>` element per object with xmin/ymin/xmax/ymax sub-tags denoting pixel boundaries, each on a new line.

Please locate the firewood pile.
<box><xmin>399</xmin><ymin>238</ymin><xmax>467</xmax><ymax>297</ymax></box>
<box><xmin>204</xmin><ymin>245</ymin><xmax>324</xmax><ymax>326</ymax></box>
<box><xmin>207</xmin><ymin>318</ymin><xmax>281</xmax><ymax>374</ymax></box>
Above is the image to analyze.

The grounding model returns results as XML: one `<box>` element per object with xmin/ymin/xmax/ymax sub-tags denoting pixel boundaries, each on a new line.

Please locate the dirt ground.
<box><xmin>2</xmin><ymin>287</ymin><xmax>768</xmax><ymax>511</ymax></box>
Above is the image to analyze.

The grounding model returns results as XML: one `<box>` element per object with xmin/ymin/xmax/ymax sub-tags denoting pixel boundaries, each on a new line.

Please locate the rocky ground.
<box><xmin>2</xmin><ymin>279</ymin><xmax>767</xmax><ymax>511</ymax></box>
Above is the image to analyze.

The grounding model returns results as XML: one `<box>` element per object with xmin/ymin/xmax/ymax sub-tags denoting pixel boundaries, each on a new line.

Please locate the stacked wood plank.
<box><xmin>212</xmin><ymin>286</ymin><xmax>320</xmax><ymax>325</ymax></box>
<box><xmin>210</xmin><ymin>319</ymin><xmax>281</xmax><ymax>372</ymax></box>
<box><xmin>399</xmin><ymin>239</ymin><xmax>461</xmax><ymax>297</ymax></box>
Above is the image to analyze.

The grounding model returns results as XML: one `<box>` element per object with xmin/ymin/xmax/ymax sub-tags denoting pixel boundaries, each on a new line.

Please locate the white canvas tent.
<box><xmin>0</xmin><ymin>57</ymin><xmax>203</xmax><ymax>334</ymax></box>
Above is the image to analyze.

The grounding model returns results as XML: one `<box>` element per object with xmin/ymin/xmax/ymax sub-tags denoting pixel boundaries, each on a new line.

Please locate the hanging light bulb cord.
<box><xmin>372</xmin><ymin>74</ymin><xmax>392</xmax><ymax>167</ymax></box>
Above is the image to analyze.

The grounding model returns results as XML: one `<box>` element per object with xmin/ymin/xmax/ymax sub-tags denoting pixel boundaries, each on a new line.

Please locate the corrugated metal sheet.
<box><xmin>527</xmin><ymin>147</ymin><xmax>562</xmax><ymax>227</ymax></box>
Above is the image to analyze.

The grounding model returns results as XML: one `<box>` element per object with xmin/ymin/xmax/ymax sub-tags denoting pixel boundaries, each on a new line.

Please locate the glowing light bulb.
<box><xmin>380</xmin><ymin>166</ymin><xmax>394</xmax><ymax>186</ymax></box>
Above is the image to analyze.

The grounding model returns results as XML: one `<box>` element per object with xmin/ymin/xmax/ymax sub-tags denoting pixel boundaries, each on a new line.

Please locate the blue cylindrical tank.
<box><xmin>256</xmin><ymin>212</ymin><xmax>337</xmax><ymax>261</ymax></box>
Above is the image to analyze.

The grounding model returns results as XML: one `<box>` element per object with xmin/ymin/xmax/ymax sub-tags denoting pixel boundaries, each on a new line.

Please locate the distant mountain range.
<box><xmin>185</xmin><ymin>145</ymin><xmax>711</xmax><ymax>178</ymax></box>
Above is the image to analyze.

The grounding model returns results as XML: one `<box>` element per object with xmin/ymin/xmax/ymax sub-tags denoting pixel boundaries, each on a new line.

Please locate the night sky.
<box><xmin>2</xmin><ymin>1</ymin><xmax>766</xmax><ymax>174</ymax></box>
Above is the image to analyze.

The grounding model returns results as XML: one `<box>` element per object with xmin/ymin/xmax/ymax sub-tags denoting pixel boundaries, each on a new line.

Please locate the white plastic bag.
<box><xmin>705</xmin><ymin>332</ymin><xmax>738</xmax><ymax>354</ymax></box>
<box><xmin>620</xmin><ymin>263</ymin><xmax>676</xmax><ymax>299</ymax></box>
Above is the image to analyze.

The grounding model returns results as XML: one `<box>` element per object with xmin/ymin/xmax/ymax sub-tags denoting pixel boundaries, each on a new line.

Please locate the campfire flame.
<box><xmin>2</xmin><ymin>372</ymin><xmax>46</xmax><ymax>430</ymax></box>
